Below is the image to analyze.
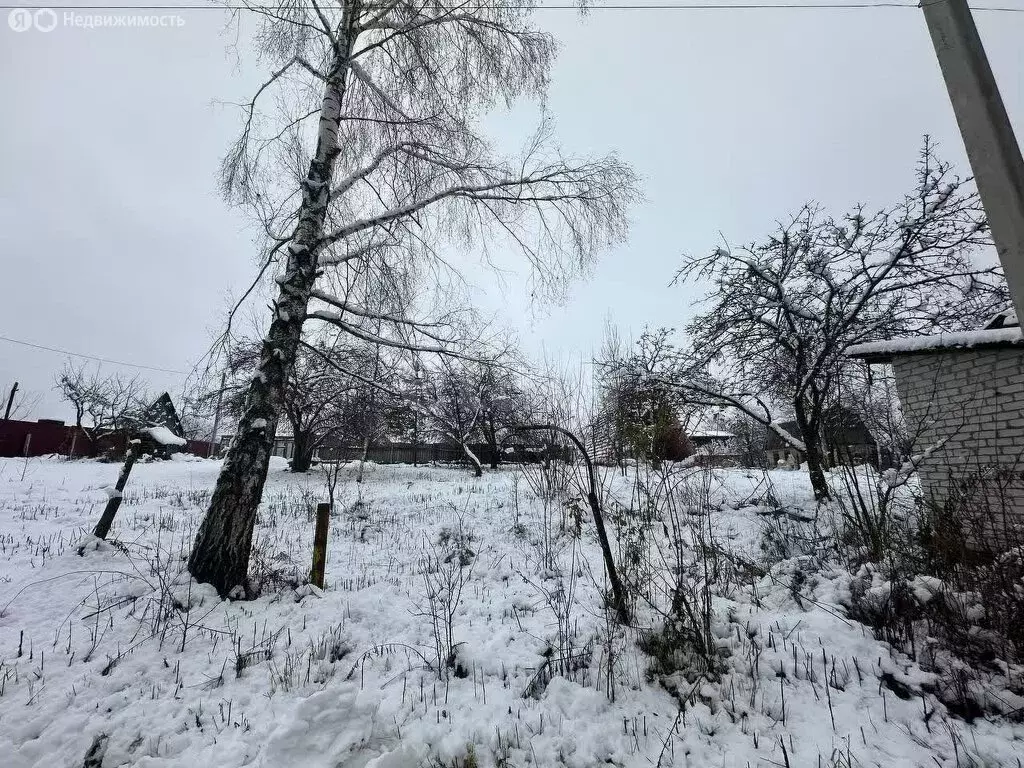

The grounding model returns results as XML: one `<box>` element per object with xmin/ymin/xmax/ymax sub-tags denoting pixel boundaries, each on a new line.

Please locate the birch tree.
<box><xmin>628</xmin><ymin>142</ymin><xmax>1005</xmax><ymax>500</ymax></box>
<box><xmin>189</xmin><ymin>0</ymin><xmax>636</xmax><ymax>595</ymax></box>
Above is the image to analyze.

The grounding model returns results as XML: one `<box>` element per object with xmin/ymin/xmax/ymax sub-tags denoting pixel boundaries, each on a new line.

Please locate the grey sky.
<box><xmin>1</xmin><ymin>2</ymin><xmax>1022</xmax><ymax>421</ymax></box>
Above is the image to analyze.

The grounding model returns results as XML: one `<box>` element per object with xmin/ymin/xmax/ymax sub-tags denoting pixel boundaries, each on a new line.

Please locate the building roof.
<box><xmin>141</xmin><ymin>393</ymin><xmax>185</xmax><ymax>438</ymax></box>
<box><xmin>688</xmin><ymin>430</ymin><xmax>735</xmax><ymax>440</ymax></box>
<box><xmin>847</xmin><ymin>315</ymin><xmax>1023</xmax><ymax>363</ymax></box>
<box><xmin>683</xmin><ymin>409</ymin><xmax>733</xmax><ymax>442</ymax></box>
<box><xmin>764</xmin><ymin>407</ymin><xmax>874</xmax><ymax>451</ymax></box>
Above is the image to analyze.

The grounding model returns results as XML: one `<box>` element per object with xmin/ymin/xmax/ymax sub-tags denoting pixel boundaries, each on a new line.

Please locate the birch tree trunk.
<box><xmin>188</xmin><ymin>32</ymin><xmax>353</xmax><ymax>596</ymax></box>
<box><xmin>356</xmin><ymin>435</ymin><xmax>370</xmax><ymax>483</ymax></box>
<box><xmin>460</xmin><ymin>440</ymin><xmax>483</xmax><ymax>477</ymax></box>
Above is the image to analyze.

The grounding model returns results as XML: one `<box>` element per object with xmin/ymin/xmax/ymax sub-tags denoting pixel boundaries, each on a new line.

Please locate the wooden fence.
<box><xmin>0</xmin><ymin>419</ymin><xmax>216</xmax><ymax>460</ymax></box>
<box><xmin>315</xmin><ymin>443</ymin><xmax>570</xmax><ymax>466</ymax></box>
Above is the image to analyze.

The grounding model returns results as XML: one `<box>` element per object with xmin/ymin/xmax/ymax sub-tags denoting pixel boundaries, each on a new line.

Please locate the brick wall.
<box><xmin>891</xmin><ymin>346</ymin><xmax>1024</xmax><ymax>544</ymax></box>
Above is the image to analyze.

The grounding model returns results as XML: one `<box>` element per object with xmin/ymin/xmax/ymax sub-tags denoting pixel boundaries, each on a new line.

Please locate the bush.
<box><xmin>842</xmin><ymin>465</ymin><xmax>1024</xmax><ymax>718</ymax></box>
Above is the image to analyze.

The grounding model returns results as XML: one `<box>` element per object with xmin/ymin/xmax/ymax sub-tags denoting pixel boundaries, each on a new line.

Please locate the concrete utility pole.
<box><xmin>922</xmin><ymin>0</ymin><xmax>1024</xmax><ymax>322</ymax></box>
<box><xmin>3</xmin><ymin>381</ymin><xmax>18</xmax><ymax>421</ymax></box>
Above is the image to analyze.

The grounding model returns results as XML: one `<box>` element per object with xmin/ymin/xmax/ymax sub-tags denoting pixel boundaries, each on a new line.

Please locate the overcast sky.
<box><xmin>1</xmin><ymin>1</ymin><xmax>1022</xmax><ymax>422</ymax></box>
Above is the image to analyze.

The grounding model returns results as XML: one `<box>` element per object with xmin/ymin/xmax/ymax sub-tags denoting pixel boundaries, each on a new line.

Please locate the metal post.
<box><xmin>3</xmin><ymin>381</ymin><xmax>18</xmax><ymax>421</ymax></box>
<box><xmin>208</xmin><ymin>371</ymin><xmax>227</xmax><ymax>458</ymax></box>
<box><xmin>922</xmin><ymin>0</ymin><xmax>1024</xmax><ymax>320</ymax></box>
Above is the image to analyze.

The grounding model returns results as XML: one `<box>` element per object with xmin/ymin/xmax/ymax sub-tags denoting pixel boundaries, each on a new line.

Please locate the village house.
<box><xmin>764</xmin><ymin>406</ymin><xmax>877</xmax><ymax>469</ymax></box>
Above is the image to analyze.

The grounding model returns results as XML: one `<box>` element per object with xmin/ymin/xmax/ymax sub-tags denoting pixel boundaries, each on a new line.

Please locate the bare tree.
<box><xmin>629</xmin><ymin>141</ymin><xmax>1004</xmax><ymax>500</ymax></box>
<box><xmin>224</xmin><ymin>337</ymin><xmax>383</xmax><ymax>472</ymax></box>
<box><xmin>53</xmin><ymin>362</ymin><xmax>149</xmax><ymax>455</ymax></box>
<box><xmin>478</xmin><ymin>360</ymin><xmax>530</xmax><ymax>469</ymax></box>
<box><xmin>188</xmin><ymin>0</ymin><xmax>637</xmax><ymax>596</ymax></box>
<box><xmin>415</xmin><ymin>357</ymin><xmax>480</xmax><ymax>474</ymax></box>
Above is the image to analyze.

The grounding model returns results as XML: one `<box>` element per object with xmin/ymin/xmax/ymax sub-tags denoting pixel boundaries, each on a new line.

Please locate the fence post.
<box><xmin>310</xmin><ymin>502</ymin><xmax>331</xmax><ymax>589</ymax></box>
<box><xmin>92</xmin><ymin>439</ymin><xmax>141</xmax><ymax>540</ymax></box>
<box><xmin>20</xmin><ymin>434</ymin><xmax>32</xmax><ymax>481</ymax></box>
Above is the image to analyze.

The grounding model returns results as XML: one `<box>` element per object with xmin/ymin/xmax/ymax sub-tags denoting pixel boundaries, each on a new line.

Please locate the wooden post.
<box><xmin>309</xmin><ymin>502</ymin><xmax>331</xmax><ymax>589</ymax></box>
<box><xmin>92</xmin><ymin>440</ymin><xmax>141</xmax><ymax>540</ymax></box>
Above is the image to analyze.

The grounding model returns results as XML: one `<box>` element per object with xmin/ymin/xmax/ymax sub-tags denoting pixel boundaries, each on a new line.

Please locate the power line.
<box><xmin>1</xmin><ymin>2</ymin><xmax>1021</xmax><ymax>10</ymax></box>
<box><xmin>0</xmin><ymin>334</ymin><xmax>188</xmax><ymax>375</ymax></box>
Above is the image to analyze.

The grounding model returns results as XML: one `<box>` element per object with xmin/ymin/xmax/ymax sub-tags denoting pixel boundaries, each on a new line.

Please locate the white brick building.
<box><xmin>849</xmin><ymin>313</ymin><xmax>1024</xmax><ymax>546</ymax></box>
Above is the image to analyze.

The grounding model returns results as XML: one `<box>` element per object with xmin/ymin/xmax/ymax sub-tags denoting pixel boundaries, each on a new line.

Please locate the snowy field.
<box><xmin>0</xmin><ymin>456</ymin><xmax>1021</xmax><ymax>767</ymax></box>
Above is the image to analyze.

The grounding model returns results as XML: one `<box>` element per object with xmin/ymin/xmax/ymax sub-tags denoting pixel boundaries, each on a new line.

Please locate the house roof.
<box><xmin>764</xmin><ymin>407</ymin><xmax>874</xmax><ymax>451</ymax></box>
<box><xmin>847</xmin><ymin>327</ymin><xmax>1023</xmax><ymax>362</ymax></box>
<box><xmin>142</xmin><ymin>393</ymin><xmax>185</xmax><ymax>437</ymax></box>
<box><xmin>688</xmin><ymin>430</ymin><xmax>735</xmax><ymax>440</ymax></box>
<box><xmin>847</xmin><ymin>311</ymin><xmax>1023</xmax><ymax>363</ymax></box>
<box><xmin>146</xmin><ymin>425</ymin><xmax>187</xmax><ymax>447</ymax></box>
<box><xmin>683</xmin><ymin>409</ymin><xmax>733</xmax><ymax>442</ymax></box>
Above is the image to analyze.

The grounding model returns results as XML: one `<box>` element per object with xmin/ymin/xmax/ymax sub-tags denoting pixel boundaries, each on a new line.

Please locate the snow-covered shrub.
<box><xmin>831</xmin><ymin>461</ymin><xmax>918</xmax><ymax>564</ymax></box>
<box><xmin>914</xmin><ymin>466</ymin><xmax>1024</xmax><ymax>665</ymax></box>
<box><xmin>516</xmin><ymin>458</ymin><xmax>573</xmax><ymax>573</ymax></box>
<box><xmin>436</xmin><ymin>516</ymin><xmax>476</xmax><ymax>567</ymax></box>
<box><xmin>248</xmin><ymin>539</ymin><xmax>304</xmax><ymax>595</ymax></box>
<box><xmin>843</xmin><ymin>476</ymin><xmax>1024</xmax><ymax>720</ymax></box>
<box><xmin>759</xmin><ymin>508</ymin><xmax>832</xmax><ymax>565</ymax></box>
<box><xmin>630</xmin><ymin>464</ymin><xmax>723</xmax><ymax>682</ymax></box>
<box><xmin>416</xmin><ymin>514</ymin><xmax>476</xmax><ymax>678</ymax></box>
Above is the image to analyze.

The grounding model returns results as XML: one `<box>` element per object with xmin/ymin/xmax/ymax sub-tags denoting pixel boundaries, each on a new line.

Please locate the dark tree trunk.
<box><xmin>793</xmin><ymin>399</ymin><xmax>830</xmax><ymax>501</ymax></box>
<box><xmin>90</xmin><ymin>439</ymin><xmax>140</xmax><ymax>542</ymax></box>
<box><xmin>188</xmin><ymin>34</ymin><xmax>354</xmax><ymax>597</ymax></box>
<box><xmin>485</xmin><ymin>417</ymin><xmax>499</xmax><ymax>470</ymax></box>
<box><xmin>290</xmin><ymin>431</ymin><xmax>315</xmax><ymax>473</ymax></box>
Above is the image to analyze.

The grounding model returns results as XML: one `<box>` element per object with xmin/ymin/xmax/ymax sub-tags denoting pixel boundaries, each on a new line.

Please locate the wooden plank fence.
<box><xmin>315</xmin><ymin>442</ymin><xmax>572</xmax><ymax>466</ymax></box>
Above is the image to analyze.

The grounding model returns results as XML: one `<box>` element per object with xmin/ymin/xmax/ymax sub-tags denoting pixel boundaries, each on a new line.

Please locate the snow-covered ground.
<box><xmin>0</xmin><ymin>456</ymin><xmax>1021</xmax><ymax>767</ymax></box>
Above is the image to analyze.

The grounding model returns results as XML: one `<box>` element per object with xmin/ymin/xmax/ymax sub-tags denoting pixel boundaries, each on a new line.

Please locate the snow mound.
<box><xmin>146</xmin><ymin>425</ymin><xmax>187</xmax><ymax>447</ymax></box>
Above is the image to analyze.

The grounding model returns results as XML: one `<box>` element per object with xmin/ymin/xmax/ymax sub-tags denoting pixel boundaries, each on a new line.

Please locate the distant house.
<box><xmin>586</xmin><ymin>409</ymin><xmax>740</xmax><ymax>466</ymax></box>
<box><xmin>764</xmin><ymin>406</ymin><xmax>876</xmax><ymax>469</ymax></box>
<box><xmin>684</xmin><ymin>412</ymin><xmax>738</xmax><ymax>466</ymax></box>
<box><xmin>848</xmin><ymin>310</ymin><xmax>1024</xmax><ymax>547</ymax></box>
<box><xmin>218</xmin><ymin>423</ymin><xmax>298</xmax><ymax>460</ymax></box>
